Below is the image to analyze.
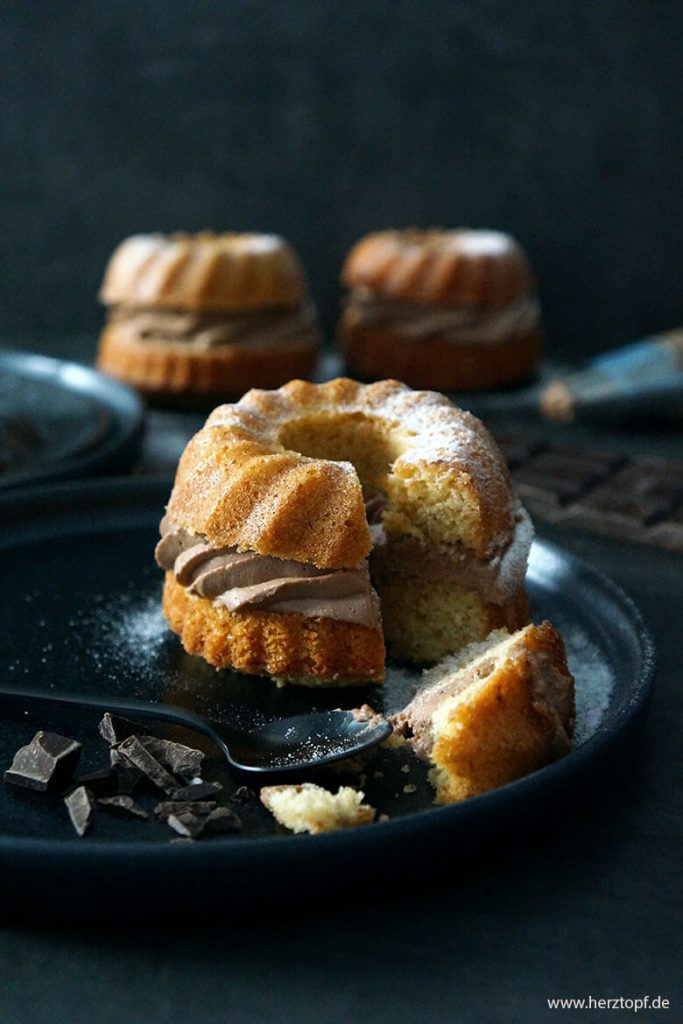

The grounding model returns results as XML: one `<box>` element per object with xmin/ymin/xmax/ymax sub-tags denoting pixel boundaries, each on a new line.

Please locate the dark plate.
<box><xmin>0</xmin><ymin>479</ymin><xmax>655</xmax><ymax>918</ymax></box>
<box><xmin>0</xmin><ymin>349</ymin><xmax>144</xmax><ymax>488</ymax></box>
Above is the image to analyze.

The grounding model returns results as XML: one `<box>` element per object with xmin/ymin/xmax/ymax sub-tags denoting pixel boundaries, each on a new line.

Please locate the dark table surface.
<box><xmin>1</xmin><ymin>343</ymin><xmax>681</xmax><ymax>1024</ymax></box>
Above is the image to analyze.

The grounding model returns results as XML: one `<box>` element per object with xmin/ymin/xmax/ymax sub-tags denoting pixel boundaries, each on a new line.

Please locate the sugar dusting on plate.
<box><xmin>563</xmin><ymin>623</ymin><xmax>614</xmax><ymax>745</ymax></box>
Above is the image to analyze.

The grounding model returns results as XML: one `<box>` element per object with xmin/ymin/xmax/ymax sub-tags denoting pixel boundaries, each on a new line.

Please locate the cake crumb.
<box><xmin>400</xmin><ymin>764</ymin><xmax>411</xmax><ymax>774</ymax></box>
<box><xmin>260</xmin><ymin>782</ymin><xmax>376</xmax><ymax>835</ymax></box>
<box><xmin>402</xmin><ymin>784</ymin><xmax>417</xmax><ymax>794</ymax></box>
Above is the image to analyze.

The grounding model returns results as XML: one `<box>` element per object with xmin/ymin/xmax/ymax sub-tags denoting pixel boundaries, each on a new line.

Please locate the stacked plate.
<box><xmin>0</xmin><ymin>349</ymin><xmax>144</xmax><ymax>490</ymax></box>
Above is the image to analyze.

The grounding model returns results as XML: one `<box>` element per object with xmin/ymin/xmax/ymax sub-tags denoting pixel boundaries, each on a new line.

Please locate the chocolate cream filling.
<box><xmin>345</xmin><ymin>290</ymin><xmax>540</xmax><ymax>346</ymax></box>
<box><xmin>155</xmin><ymin>516</ymin><xmax>380</xmax><ymax>628</ymax></box>
<box><xmin>156</xmin><ymin>499</ymin><xmax>531</xmax><ymax>630</ymax></box>
<box><xmin>369</xmin><ymin>504</ymin><xmax>533</xmax><ymax>605</ymax></box>
<box><xmin>109</xmin><ymin>302</ymin><xmax>317</xmax><ymax>350</ymax></box>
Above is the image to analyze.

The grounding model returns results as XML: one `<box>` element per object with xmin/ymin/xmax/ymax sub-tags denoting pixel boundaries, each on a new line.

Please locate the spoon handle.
<box><xmin>0</xmin><ymin>685</ymin><xmax>234</xmax><ymax>766</ymax></box>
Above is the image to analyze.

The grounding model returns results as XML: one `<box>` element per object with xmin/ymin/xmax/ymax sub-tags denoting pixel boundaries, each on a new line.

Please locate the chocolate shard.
<box><xmin>230</xmin><ymin>785</ymin><xmax>256</xmax><ymax>803</ymax></box>
<box><xmin>116</xmin><ymin>735</ymin><xmax>179</xmax><ymax>795</ymax></box>
<box><xmin>5</xmin><ymin>731</ymin><xmax>81</xmax><ymax>792</ymax></box>
<box><xmin>166</xmin><ymin>810</ymin><xmax>211</xmax><ymax>839</ymax></box>
<box><xmin>64</xmin><ymin>785</ymin><xmax>95</xmax><ymax>837</ymax></box>
<box><xmin>98</xmin><ymin>712</ymin><xmax>145</xmax><ymax>746</ymax></box>
<box><xmin>154</xmin><ymin>800</ymin><xmax>218</xmax><ymax>820</ymax></box>
<box><xmin>73</xmin><ymin>767</ymin><xmax>119</xmax><ymax>797</ymax></box>
<box><xmin>169</xmin><ymin>780</ymin><xmax>222</xmax><ymax>802</ymax></box>
<box><xmin>110</xmin><ymin>747</ymin><xmax>144</xmax><ymax>794</ymax></box>
<box><xmin>97</xmin><ymin>795</ymin><xmax>148</xmax><ymax>820</ymax></box>
<box><xmin>138</xmin><ymin>735</ymin><xmax>206</xmax><ymax>781</ymax></box>
<box><xmin>202</xmin><ymin>806</ymin><xmax>242</xmax><ymax>835</ymax></box>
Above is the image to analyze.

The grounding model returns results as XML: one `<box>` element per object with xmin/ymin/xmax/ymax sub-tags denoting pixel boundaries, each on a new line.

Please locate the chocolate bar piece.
<box><xmin>154</xmin><ymin>799</ymin><xmax>219</xmax><ymax>820</ymax></box>
<box><xmin>166</xmin><ymin>810</ymin><xmax>212</xmax><ymax>839</ymax></box>
<box><xmin>98</xmin><ymin>712</ymin><xmax>142</xmax><ymax>746</ymax></box>
<box><xmin>65</xmin><ymin>786</ymin><xmax>95</xmax><ymax>837</ymax></box>
<box><xmin>169</xmin><ymin>780</ymin><xmax>222</xmax><ymax>802</ymax></box>
<box><xmin>494</xmin><ymin>433</ymin><xmax>683</xmax><ymax>550</ymax></box>
<box><xmin>73</xmin><ymin>767</ymin><xmax>120</xmax><ymax>797</ymax></box>
<box><xmin>4</xmin><ymin>731</ymin><xmax>81</xmax><ymax>792</ymax></box>
<box><xmin>98</xmin><ymin>795</ymin><xmax>148</xmax><ymax>820</ymax></box>
<box><xmin>116</xmin><ymin>735</ymin><xmax>179</xmax><ymax>795</ymax></box>
<box><xmin>109</xmin><ymin>747</ymin><xmax>144</xmax><ymax>794</ymax></box>
<box><xmin>139</xmin><ymin>735</ymin><xmax>206</xmax><ymax>781</ymax></box>
<box><xmin>165</xmin><ymin>805</ymin><xmax>241</xmax><ymax>839</ymax></box>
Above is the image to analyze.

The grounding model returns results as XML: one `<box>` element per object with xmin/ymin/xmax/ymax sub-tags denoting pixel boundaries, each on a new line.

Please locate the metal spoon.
<box><xmin>0</xmin><ymin>686</ymin><xmax>392</xmax><ymax>773</ymax></box>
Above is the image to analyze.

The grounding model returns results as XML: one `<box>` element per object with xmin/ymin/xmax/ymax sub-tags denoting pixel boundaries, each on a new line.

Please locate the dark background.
<box><xmin>2</xmin><ymin>0</ymin><xmax>682</xmax><ymax>362</ymax></box>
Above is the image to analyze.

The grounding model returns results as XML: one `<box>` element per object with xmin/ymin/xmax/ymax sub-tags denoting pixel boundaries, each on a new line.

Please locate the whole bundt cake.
<box><xmin>97</xmin><ymin>231</ymin><xmax>320</xmax><ymax>405</ymax></box>
<box><xmin>339</xmin><ymin>229</ymin><xmax>543</xmax><ymax>392</ymax></box>
<box><xmin>156</xmin><ymin>378</ymin><xmax>533</xmax><ymax>686</ymax></box>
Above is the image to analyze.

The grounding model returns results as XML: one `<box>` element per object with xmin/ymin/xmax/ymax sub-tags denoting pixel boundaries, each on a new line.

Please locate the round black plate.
<box><xmin>0</xmin><ymin>479</ymin><xmax>655</xmax><ymax>917</ymax></box>
<box><xmin>0</xmin><ymin>349</ymin><xmax>144</xmax><ymax>489</ymax></box>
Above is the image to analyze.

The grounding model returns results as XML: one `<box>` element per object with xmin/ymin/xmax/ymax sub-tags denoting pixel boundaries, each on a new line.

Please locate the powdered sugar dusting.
<box><xmin>563</xmin><ymin>624</ymin><xmax>614</xmax><ymax>744</ymax></box>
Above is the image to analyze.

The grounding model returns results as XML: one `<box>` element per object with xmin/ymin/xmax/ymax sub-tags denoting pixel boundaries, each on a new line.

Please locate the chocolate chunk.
<box><xmin>98</xmin><ymin>795</ymin><xmax>148</xmax><ymax>820</ymax></box>
<box><xmin>154</xmin><ymin>800</ymin><xmax>218</xmax><ymax>820</ymax></box>
<box><xmin>110</xmin><ymin>747</ymin><xmax>144</xmax><ymax>794</ymax></box>
<box><xmin>166</xmin><ymin>805</ymin><xmax>241</xmax><ymax>839</ymax></box>
<box><xmin>138</xmin><ymin>735</ymin><xmax>206</xmax><ymax>781</ymax></box>
<box><xmin>169</xmin><ymin>780</ymin><xmax>223</xmax><ymax>802</ymax></box>
<box><xmin>202</xmin><ymin>806</ymin><xmax>242</xmax><ymax>835</ymax></box>
<box><xmin>73</xmin><ymin>767</ymin><xmax>120</xmax><ymax>797</ymax></box>
<box><xmin>166</xmin><ymin>810</ymin><xmax>211</xmax><ymax>839</ymax></box>
<box><xmin>116</xmin><ymin>735</ymin><xmax>178</xmax><ymax>794</ymax></box>
<box><xmin>98</xmin><ymin>712</ymin><xmax>144</xmax><ymax>746</ymax></box>
<box><xmin>64</xmin><ymin>786</ymin><xmax>95</xmax><ymax>837</ymax></box>
<box><xmin>5</xmin><ymin>731</ymin><xmax>81</xmax><ymax>792</ymax></box>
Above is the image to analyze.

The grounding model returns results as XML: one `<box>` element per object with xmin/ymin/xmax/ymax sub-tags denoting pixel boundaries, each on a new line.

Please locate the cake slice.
<box><xmin>391</xmin><ymin>622</ymin><xmax>575</xmax><ymax>803</ymax></box>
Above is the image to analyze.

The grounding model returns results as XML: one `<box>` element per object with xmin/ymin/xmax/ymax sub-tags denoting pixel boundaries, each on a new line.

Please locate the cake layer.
<box><xmin>100</xmin><ymin>232</ymin><xmax>310</xmax><ymax>312</ymax></box>
<box><xmin>162</xmin><ymin>573</ymin><xmax>385</xmax><ymax>686</ymax></box>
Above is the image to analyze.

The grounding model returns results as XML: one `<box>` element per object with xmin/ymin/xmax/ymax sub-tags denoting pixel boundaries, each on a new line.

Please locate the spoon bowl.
<box><xmin>0</xmin><ymin>686</ymin><xmax>392</xmax><ymax>773</ymax></box>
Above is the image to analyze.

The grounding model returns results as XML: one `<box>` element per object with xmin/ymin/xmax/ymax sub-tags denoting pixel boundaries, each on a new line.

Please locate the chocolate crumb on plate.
<box><xmin>230</xmin><ymin>785</ymin><xmax>256</xmax><ymax>803</ymax></box>
<box><xmin>65</xmin><ymin>785</ymin><xmax>95</xmax><ymax>837</ymax></box>
<box><xmin>4</xmin><ymin>731</ymin><xmax>81</xmax><ymax>792</ymax></box>
<box><xmin>98</xmin><ymin>795</ymin><xmax>148</xmax><ymax>820</ymax></box>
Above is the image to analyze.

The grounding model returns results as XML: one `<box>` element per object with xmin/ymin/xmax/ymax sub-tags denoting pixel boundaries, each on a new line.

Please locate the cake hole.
<box><xmin>278</xmin><ymin>411</ymin><xmax>410</xmax><ymax>497</ymax></box>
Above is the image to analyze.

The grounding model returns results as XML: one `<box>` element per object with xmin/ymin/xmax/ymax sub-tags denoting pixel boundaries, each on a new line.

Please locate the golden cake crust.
<box><xmin>96</xmin><ymin>323</ymin><xmax>318</xmax><ymax>403</ymax></box>
<box><xmin>341</xmin><ymin>229</ymin><xmax>534</xmax><ymax>308</ymax></box>
<box><xmin>165</xmin><ymin>378</ymin><xmax>517</xmax><ymax>569</ymax></box>
<box><xmin>162</xmin><ymin>572</ymin><xmax>385</xmax><ymax>685</ymax></box>
<box><xmin>340</xmin><ymin>323</ymin><xmax>543</xmax><ymax>392</ymax></box>
<box><xmin>99</xmin><ymin>232</ymin><xmax>310</xmax><ymax>312</ymax></box>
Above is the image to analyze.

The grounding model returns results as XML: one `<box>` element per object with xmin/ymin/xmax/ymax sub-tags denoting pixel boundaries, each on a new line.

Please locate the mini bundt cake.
<box><xmin>96</xmin><ymin>231</ymin><xmax>320</xmax><ymax>405</ymax></box>
<box><xmin>392</xmin><ymin>622</ymin><xmax>575</xmax><ymax>803</ymax></box>
<box><xmin>339</xmin><ymin>228</ymin><xmax>543</xmax><ymax>391</ymax></box>
<box><xmin>156</xmin><ymin>378</ymin><xmax>533</xmax><ymax>686</ymax></box>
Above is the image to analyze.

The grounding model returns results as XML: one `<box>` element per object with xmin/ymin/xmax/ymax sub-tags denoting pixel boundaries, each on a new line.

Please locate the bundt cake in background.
<box><xmin>96</xmin><ymin>231</ymin><xmax>320</xmax><ymax>405</ymax></box>
<box><xmin>338</xmin><ymin>228</ymin><xmax>543</xmax><ymax>392</ymax></box>
<box><xmin>392</xmin><ymin>621</ymin><xmax>575</xmax><ymax>803</ymax></box>
<box><xmin>155</xmin><ymin>378</ymin><xmax>533</xmax><ymax>686</ymax></box>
